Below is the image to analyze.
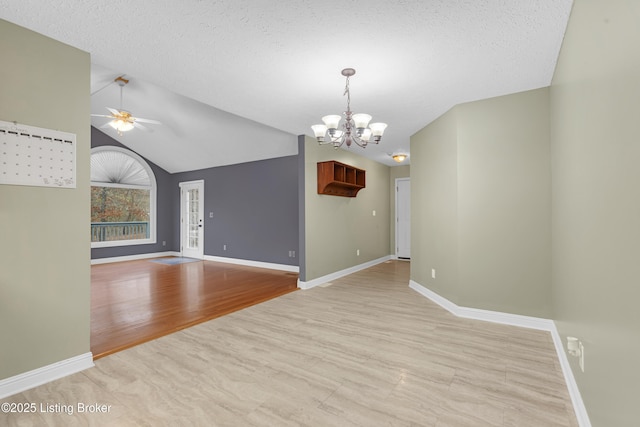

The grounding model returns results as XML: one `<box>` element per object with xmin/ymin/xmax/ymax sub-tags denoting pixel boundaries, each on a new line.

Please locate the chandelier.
<box><xmin>311</xmin><ymin>68</ymin><xmax>387</xmax><ymax>148</ymax></box>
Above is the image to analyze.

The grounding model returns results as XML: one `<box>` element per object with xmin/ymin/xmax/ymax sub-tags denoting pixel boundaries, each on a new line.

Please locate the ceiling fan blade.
<box><xmin>133</xmin><ymin>122</ymin><xmax>153</xmax><ymax>132</ymax></box>
<box><xmin>99</xmin><ymin>121</ymin><xmax>113</xmax><ymax>129</ymax></box>
<box><xmin>91</xmin><ymin>114</ymin><xmax>114</xmax><ymax>118</ymax></box>
<box><xmin>106</xmin><ymin>107</ymin><xmax>121</xmax><ymax>116</ymax></box>
<box><xmin>134</xmin><ymin>117</ymin><xmax>162</xmax><ymax>125</ymax></box>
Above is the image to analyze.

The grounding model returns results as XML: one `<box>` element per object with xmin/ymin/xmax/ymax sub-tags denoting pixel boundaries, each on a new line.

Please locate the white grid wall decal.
<box><xmin>0</xmin><ymin>120</ymin><xmax>76</xmax><ymax>189</ymax></box>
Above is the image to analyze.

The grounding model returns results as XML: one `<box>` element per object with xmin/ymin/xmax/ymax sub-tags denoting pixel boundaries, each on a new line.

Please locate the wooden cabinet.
<box><xmin>317</xmin><ymin>160</ymin><xmax>366</xmax><ymax>197</ymax></box>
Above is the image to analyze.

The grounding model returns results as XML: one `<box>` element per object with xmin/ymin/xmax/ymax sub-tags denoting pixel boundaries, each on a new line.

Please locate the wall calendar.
<box><xmin>0</xmin><ymin>120</ymin><xmax>76</xmax><ymax>189</ymax></box>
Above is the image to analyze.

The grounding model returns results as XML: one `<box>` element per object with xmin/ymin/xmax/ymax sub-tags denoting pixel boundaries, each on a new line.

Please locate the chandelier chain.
<box><xmin>344</xmin><ymin>75</ymin><xmax>351</xmax><ymax>113</ymax></box>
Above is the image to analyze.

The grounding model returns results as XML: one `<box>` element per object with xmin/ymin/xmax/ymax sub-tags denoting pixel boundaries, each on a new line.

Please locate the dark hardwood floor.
<box><xmin>91</xmin><ymin>258</ymin><xmax>298</xmax><ymax>359</ymax></box>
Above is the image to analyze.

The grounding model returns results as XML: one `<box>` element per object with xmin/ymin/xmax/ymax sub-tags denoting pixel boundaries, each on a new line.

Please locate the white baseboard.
<box><xmin>409</xmin><ymin>280</ymin><xmax>591</xmax><ymax>427</ymax></box>
<box><xmin>550</xmin><ymin>327</ymin><xmax>592</xmax><ymax>427</ymax></box>
<box><xmin>204</xmin><ymin>255</ymin><xmax>299</xmax><ymax>273</ymax></box>
<box><xmin>91</xmin><ymin>251</ymin><xmax>179</xmax><ymax>265</ymax></box>
<box><xmin>92</xmin><ymin>253</ymin><xmax>299</xmax><ymax>273</ymax></box>
<box><xmin>408</xmin><ymin>280</ymin><xmax>554</xmax><ymax>331</ymax></box>
<box><xmin>0</xmin><ymin>352</ymin><xmax>94</xmax><ymax>399</ymax></box>
<box><xmin>298</xmin><ymin>256</ymin><xmax>391</xmax><ymax>290</ymax></box>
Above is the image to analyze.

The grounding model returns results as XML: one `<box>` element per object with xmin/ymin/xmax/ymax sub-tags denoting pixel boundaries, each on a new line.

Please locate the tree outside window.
<box><xmin>90</xmin><ymin>146</ymin><xmax>156</xmax><ymax>247</ymax></box>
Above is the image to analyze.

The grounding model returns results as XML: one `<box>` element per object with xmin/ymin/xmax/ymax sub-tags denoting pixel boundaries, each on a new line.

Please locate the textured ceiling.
<box><xmin>0</xmin><ymin>0</ymin><xmax>573</xmax><ymax>171</ymax></box>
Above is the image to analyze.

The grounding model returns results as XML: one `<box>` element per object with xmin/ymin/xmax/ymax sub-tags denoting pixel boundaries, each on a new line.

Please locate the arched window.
<box><xmin>90</xmin><ymin>146</ymin><xmax>157</xmax><ymax>248</ymax></box>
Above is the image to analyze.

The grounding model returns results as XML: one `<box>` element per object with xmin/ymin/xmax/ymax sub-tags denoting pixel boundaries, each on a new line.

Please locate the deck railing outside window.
<box><xmin>91</xmin><ymin>221</ymin><xmax>150</xmax><ymax>242</ymax></box>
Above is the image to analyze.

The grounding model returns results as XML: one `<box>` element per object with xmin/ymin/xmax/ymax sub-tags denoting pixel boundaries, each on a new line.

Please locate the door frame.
<box><xmin>395</xmin><ymin>177</ymin><xmax>411</xmax><ymax>259</ymax></box>
<box><xmin>179</xmin><ymin>179</ymin><xmax>205</xmax><ymax>259</ymax></box>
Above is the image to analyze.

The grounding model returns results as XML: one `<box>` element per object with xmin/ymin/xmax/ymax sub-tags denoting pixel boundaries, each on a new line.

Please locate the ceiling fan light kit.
<box><xmin>110</xmin><ymin>76</ymin><xmax>135</xmax><ymax>135</ymax></box>
<box><xmin>92</xmin><ymin>76</ymin><xmax>162</xmax><ymax>136</ymax></box>
<box><xmin>312</xmin><ymin>68</ymin><xmax>387</xmax><ymax>149</ymax></box>
<box><xmin>107</xmin><ymin>111</ymin><xmax>135</xmax><ymax>133</ymax></box>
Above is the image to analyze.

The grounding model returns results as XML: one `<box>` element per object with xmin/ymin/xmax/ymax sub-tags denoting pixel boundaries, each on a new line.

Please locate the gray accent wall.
<box><xmin>90</xmin><ymin>127</ymin><xmax>175</xmax><ymax>259</ymax></box>
<box><xmin>0</xmin><ymin>20</ymin><xmax>91</xmax><ymax>379</ymax></box>
<box><xmin>410</xmin><ymin>87</ymin><xmax>552</xmax><ymax>318</ymax></box>
<box><xmin>173</xmin><ymin>155</ymin><xmax>299</xmax><ymax>266</ymax></box>
<box><xmin>90</xmin><ymin>129</ymin><xmax>299</xmax><ymax>266</ymax></box>
<box><xmin>550</xmin><ymin>1</ymin><xmax>640</xmax><ymax>424</ymax></box>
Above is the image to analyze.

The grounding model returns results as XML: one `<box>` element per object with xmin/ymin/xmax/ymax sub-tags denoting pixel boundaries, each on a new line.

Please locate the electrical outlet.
<box><xmin>209</xmin><ymin>212</ymin><xmax>213</xmax><ymax>218</ymax></box>
<box><xmin>162</xmin><ymin>241</ymin><xmax>166</xmax><ymax>246</ymax></box>
<box><xmin>579</xmin><ymin>342</ymin><xmax>585</xmax><ymax>372</ymax></box>
<box><xmin>432</xmin><ymin>268</ymin><xmax>436</xmax><ymax>279</ymax></box>
<box><xmin>223</xmin><ymin>244</ymin><xmax>227</xmax><ymax>251</ymax></box>
<box><xmin>372</xmin><ymin>210</ymin><xmax>376</xmax><ymax>216</ymax></box>
<box><xmin>357</xmin><ymin>249</ymin><xmax>360</xmax><ymax>256</ymax></box>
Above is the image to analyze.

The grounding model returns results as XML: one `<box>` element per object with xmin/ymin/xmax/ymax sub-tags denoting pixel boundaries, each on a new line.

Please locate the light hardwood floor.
<box><xmin>1</xmin><ymin>260</ymin><xmax>578</xmax><ymax>426</ymax></box>
<box><xmin>91</xmin><ymin>258</ymin><xmax>299</xmax><ymax>359</ymax></box>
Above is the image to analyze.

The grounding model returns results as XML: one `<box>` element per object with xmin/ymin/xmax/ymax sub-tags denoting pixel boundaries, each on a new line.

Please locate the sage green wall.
<box><xmin>550</xmin><ymin>0</ymin><xmax>640</xmax><ymax>425</ymax></box>
<box><xmin>410</xmin><ymin>109</ymin><xmax>460</xmax><ymax>301</ymax></box>
<box><xmin>456</xmin><ymin>88</ymin><xmax>552</xmax><ymax>317</ymax></box>
<box><xmin>410</xmin><ymin>88</ymin><xmax>552</xmax><ymax>318</ymax></box>
<box><xmin>389</xmin><ymin>165</ymin><xmax>410</xmax><ymax>255</ymax></box>
<box><xmin>303</xmin><ymin>136</ymin><xmax>390</xmax><ymax>281</ymax></box>
<box><xmin>0</xmin><ymin>20</ymin><xmax>91</xmax><ymax>379</ymax></box>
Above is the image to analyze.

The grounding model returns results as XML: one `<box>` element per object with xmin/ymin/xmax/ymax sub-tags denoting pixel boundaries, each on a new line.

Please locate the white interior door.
<box><xmin>396</xmin><ymin>178</ymin><xmax>411</xmax><ymax>259</ymax></box>
<box><xmin>180</xmin><ymin>180</ymin><xmax>204</xmax><ymax>259</ymax></box>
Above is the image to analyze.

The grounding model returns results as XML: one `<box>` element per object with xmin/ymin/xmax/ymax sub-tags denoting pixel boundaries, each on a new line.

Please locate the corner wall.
<box><xmin>0</xmin><ymin>20</ymin><xmax>91</xmax><ymax>379</ymax></box>
<box><xmin>301</xmin><ymin>136</ymin><xmax>391</xmax><ymax>281</ymax></box>
<box><xmin>456</xmin><ymin>88</ymin><xmax>552</xmax><ymax>317</ymax></box>
<box><xmin>411</xmin><ymin>109</ymin><xmax>460</xmax><ymax>301</ymax></box>
<box><xmin>410</xmin><ymin>88</ymin><xmax>552</xmax><ymax>318</ymax></box>
<box><xmin>550</xmin><ymin>0</ymin><xmax>640</xmax><ymax>424</ymax></box>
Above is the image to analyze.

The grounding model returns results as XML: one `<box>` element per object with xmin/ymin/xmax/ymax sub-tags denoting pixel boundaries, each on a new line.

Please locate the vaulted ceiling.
<box><xmin>1</xmin><ymin>0</ymin><xmax>573</xmax><ymax>172</ymax></box>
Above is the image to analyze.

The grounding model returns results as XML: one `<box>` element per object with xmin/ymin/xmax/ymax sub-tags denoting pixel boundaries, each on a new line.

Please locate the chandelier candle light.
<box><xmin>312</xmin><ymin>68</ymin><xmax>387</xmax><ymax>148</ymax></box>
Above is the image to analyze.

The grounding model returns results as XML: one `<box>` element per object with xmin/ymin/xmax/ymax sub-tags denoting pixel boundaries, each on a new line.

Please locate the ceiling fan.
<box><xmin>92</xmin><ymin>76</ymin><xmax>161</xmax><ymax>135</ymax></box>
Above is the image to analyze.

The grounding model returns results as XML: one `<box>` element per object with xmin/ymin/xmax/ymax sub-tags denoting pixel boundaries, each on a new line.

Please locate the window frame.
<box><xmin>90</xmin><ymin>146</ymin><xmax>157</xmax><ymax>248</ymax></box>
